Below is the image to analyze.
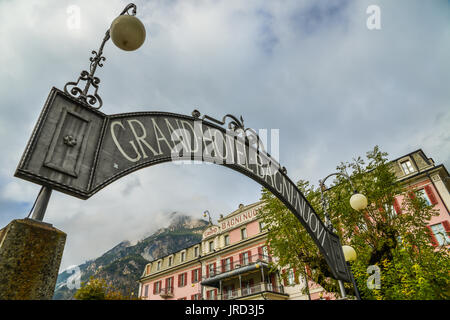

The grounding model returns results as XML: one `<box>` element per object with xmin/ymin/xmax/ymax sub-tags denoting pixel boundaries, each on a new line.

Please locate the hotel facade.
<box><xmin>137</xmin><ymin>149</ymin><xmax>450</xmax><ymax>300</ymax></box>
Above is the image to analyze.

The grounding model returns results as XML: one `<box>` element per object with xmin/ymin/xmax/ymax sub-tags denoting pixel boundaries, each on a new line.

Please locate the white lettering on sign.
<box><xmin>221</xmin><ymin>209</ymin><xmax>259</xmax><ymax>232</ymax></box>
<box><xmin>107</xmin><ymin>116</ymin><xmax>328</xmax><ymax>260</ymax></box>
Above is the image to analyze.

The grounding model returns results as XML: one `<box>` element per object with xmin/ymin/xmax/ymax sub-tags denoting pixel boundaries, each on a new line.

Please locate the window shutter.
<box><xmin>305</xmin><ymin>265</ymin><xmax>312</xmax><ymax>277</ymax></box>
<box><xmin>442</xmin><ymin>220</ymin><xmax>450</xmax><ymax>233</ymax></box>
<box><xmin>206</xmin><ymin>290</ymin><xmax>210</xmax><ymax>300</ymax></box>
<box><xmin>393</xmin><ymin>198</ymin><xmax>402</xmax><ymax>214</ymax></box>
<box><xmin>270</xmin><ymin>274</ymin><xmax>277</xmax><ymax>289</ymax></box>
<box><xmin>239</xmin><ymin>253</ymin><xmax>243</xmax><ymax>265</ymax></box>
<box><xmin>258</xmin><ymin>246</ymin><xmax>263</xmax><ymax>259</ymax></box>
<box><xmin>424</xmin><ymin>185</ymin><xmax>438</xmax><ymax>205</ymax></box>
<box><xmin>214</xmin><ymin>289</ymin><xmax>218</xmax><ymax>300</ymax></box>
<box><xmin>198</xmin><ymin>268</ymin><xmax>202</xmax><ymax>280</ymax></box>
<box><xmin>282</xmin><ymin>269</ymin><xmax>287</xmax><ymax>286</ymax></box>
<box><xmin>191</xmin><ymin>270</ymin><xmax>195</xmax><ymax>283</ymax></box>
<box><xmin>230</xmin><ymin>257</ymin><xmax>234</xmax><ymax>269</ymax></box>
<box><xmin>178</xmin><ymin>274</ymin><xmax>181</xmax><ymax>287</ymax></box>
<box><xmin>221</xmin><ymin>259</ymin><xmax>226</xmax><ymax>273</ymax></box>
<box><xmin>153</xmin><ymin>282</ymin><xmax>157</xmax><ymax>294</ymax></box>
<box><xmin>248</xmin><ymin>250</ymin><xmax>252</xmax><ymax>263</ymax></box>
<box><xmin>206</xmin><ymin>265</ymin><xmax>209</xmax><ymax>279</ymax></box>
<box><xmin>426</xmin><ymin>226</ymin><xmax>439</xmax><ymax>247</ymax></box>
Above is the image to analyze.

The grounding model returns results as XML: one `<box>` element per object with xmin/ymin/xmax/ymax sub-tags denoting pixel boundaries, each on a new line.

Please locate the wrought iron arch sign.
<box><xmin>15</xmin><ymin>87</ymin><xmax>352</xmax><ymax>282</ymax></box>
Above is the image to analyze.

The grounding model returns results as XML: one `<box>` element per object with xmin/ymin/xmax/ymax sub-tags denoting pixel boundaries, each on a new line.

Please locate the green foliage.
<box><xmin>74</xmin><ymin>276</ymin><xmax>140</xmax><ymax>300</ymax></box>
<box><xmin>260</xmin><ymin>146</ymin><xmax>450</xmax><ymax>299</ymax></box>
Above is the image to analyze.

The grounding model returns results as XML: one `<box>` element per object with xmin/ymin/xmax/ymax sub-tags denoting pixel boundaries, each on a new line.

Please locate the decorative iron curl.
<box><xmin>192</xmin><ymin>109</ymin><xmax>284</xmax><ymax>174</ymax></box>
<box><xmin>191</xmin><ymin>109</ymin><xmax>267</xmax><ymax>153</ymax></box>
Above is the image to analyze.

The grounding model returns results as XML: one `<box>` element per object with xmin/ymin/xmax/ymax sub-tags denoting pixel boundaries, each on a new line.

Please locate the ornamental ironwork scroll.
<box><xmin>15</xmin><ymin>87</ymin><xmax>352</xmax><ymax>282</ymax></box>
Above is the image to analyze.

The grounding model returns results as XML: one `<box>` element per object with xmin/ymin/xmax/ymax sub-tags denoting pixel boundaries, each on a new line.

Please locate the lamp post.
<box><xmin>318</xmin><ymin>171</ymin><xmax>367</xmax><ymax>300</ymax></box>
<box><xmin>203</xmin><ymin>210</ymin><xmax>213</xmax><ymax>225</ymax></box>
<box><xmin>28</xmin><ymin>3</ymin><xmax>146</xmax><ymax>222</ymax></box>
<box><xmin>342</xmin><ymin>245</ymin><xmax>361</xmax><ymax>300</ymax></box>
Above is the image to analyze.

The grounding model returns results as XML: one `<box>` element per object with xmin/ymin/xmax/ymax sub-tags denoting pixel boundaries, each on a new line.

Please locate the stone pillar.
<box><xmin>0</xmin><ymin>218</ymin><xmax>66</xmax><ymax>299</ymax></box>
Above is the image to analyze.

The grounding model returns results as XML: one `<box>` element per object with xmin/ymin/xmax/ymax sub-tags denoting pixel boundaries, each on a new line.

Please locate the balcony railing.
<box><xmin>206</xmin><ymin>253</ymin><xmax>272</xmax><ymax>279</ymax></box>
<box><xmin>221</xmin><ymin>283</ymin><xmax>285</xmax><ymax>300</ymax></box>
<box><xmin>159</xmin><ymin>287</ymin><xmax>174</xmax><ymax>298</ymax></box>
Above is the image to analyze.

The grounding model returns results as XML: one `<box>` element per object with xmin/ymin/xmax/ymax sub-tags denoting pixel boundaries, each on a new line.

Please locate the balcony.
<box><xmin>159</xmin><ymin>287</ymin><xmax>173</xmax><ymax>299</ymax></box>
<box><xmin>221</xmin><ymin>283</ymin><xmax>286</xmax><ymax>300</ymax></box>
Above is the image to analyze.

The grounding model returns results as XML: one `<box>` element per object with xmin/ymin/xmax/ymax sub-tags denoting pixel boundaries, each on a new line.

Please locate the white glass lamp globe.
<box><xmin>342</xmin><ymin>245</ymin><xmax>357</xmax><ymax>262</ymax></box>
<box><xmin>110</xmin><ymin>15</ymin><xmax>146</xmax><ymax>51</ymax></box>
<box><xmin>350</xmin><ymin>193</ymin><xmax>368</xmax><ymax>211</ymax></box>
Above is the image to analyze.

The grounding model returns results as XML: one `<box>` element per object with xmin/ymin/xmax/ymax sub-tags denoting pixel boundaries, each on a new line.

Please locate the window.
<box><xmin>207</xmin><ymin>263</ymin><xmax>216</xmax><ymax>277</ymax></box>
<box><xmin>389</xmin><ymin>204</ymin><xmax>397</xmax><ymax>218</ymax></box>
<box><xmin>146</xmin><ymin>265</ymin><xmax>151</xmax><ymax>275</ymax></box>
<box><xmin>400</xmin><ymin>160</ymin><xmax>415</xmax><ymax>174</ymax></box>
<box><xmin>191</xmin><ymin>293</ymin><xmax>202</xmax><ymax>300</ymax></box>
<box><xmin>259</xmin><ymin>245</ymin><xmax>269</xmax><ymax>261</ymax></box>
<box><xmin>209</xmin><ymin>241</ymin><xmax>214</xmax><ymax>252</ymax></box>
<box><xmin>153</xmin><ymin>280</ymin><xmax>161</xmax><ymax>294</ymax></box>
<box><xmin>168</xmin><ymin>256</ymin><xmax>173</xmax><ymax>267</ymax></box>
<box><xmin>178</xmin><ymin>272</ymin><xmax>187</xmax><ymax>287</ymax></box>
<box><xmin>157</xmin><ymin>261</ymin><xmax>161</xmax><ymax>271</ymax></box>
<box><xmin>181</xmin><ymin>251</ymin><xmax>186</xmax><ymax>262</ymax></box>
<box><xmin>241</xmin><ymin>228</ymin><xmax>247</xmax><ymax>240</ymax></box>
<box><xmin>144</xmin><ymin>284</ymin><xmax>149</xmax><ymax>297</ymax></box>
<box><xmin>166</xmin><ymin>277</ymin><xmax>174</xmax><ymax>292</ymax></box>
<box><xmin>241</xmin><ymin>251</ymin><xmax>250</xmax><ymax>265</ymax></box>
<box><xmin>223</xmin><ymin>257</ymin><xmax>233</xmax><ymax>272</ymax></box>
<box><xmin>242</xmin><ymin>279</ymin><xmax>254</xmax><ymax>295</ymax></box>
<box><xmin>287</xmin><ymin>269</ymin><xmax>295</xmax><ymax>285</ymax></box>
<box><xmin>224</xmin><ymin>285</ymin><xmax>235</xmax><ymax>299</ymax></box>
<box><xmin>224</xmin><ymin>234</ymin><xmax>230</xmax><ymax>246</ymax></box>
<box><xmin>259</xmin><ymin>221</ymin><xmax>266</xmax><ymax>232</ymax></box>
<box><xmin>194</xmin><ymin>246</ymin><xmax>199</xmax><ymax>257</ymax></box>
<box><xmin>206</xmin><ymin>289</ymin><xmax>218</xmax><ymax>300</ymax></box>
<box><xmin>416</xmin><ymin>189</ymin><xmax>432</xmax><ymax>206</ymax></box>
<box><xmin>431</xmin><ymin>223</ymin><xmax>450</xmax><ymax>246</ymax></box>
<box><xmin>192</xmin><ymin>268</ymin><xmax>201</xmax><ymax>283</ymax></box>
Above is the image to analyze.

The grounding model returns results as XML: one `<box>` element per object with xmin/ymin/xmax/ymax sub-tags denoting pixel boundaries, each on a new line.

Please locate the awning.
<box><xmin>201</xmin><ymin>262</ymin><xmax>270</xmax><ymax>288</ymax></box>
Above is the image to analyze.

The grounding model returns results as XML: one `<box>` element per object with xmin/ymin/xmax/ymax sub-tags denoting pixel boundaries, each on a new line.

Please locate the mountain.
<box><xmin>53</xmin><ymin>213</ymin><xmax>209</xmax><ymax>299</ymax></box>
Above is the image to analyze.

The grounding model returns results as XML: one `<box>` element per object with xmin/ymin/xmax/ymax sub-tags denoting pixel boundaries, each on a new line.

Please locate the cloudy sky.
<box><xmin>1</xmin><ymin>0</ymin><xmax>449</xmax><ymax>271</ymax></box>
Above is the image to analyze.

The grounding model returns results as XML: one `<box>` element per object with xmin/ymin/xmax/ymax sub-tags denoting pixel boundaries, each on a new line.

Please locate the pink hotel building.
<box><xmin>137</xmin><ymin>149</ymin><xmax>450</xmax><ymax>300</ymax></box>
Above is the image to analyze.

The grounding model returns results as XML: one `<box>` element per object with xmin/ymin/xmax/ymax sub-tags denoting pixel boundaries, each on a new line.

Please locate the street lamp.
<box><xmin>64</xmin><ymin>3</ymin><xmax>146</xmax><ymax>110</ymax></box>
<box><xmin>28</xmin><ymin>3</ymin><xmax>146</xmax><ymax>222</ymax></box>
<box><xmin>319</xmin><ymin>171</ymin><xmax>368</xmax><ymax>232</ymax></box>
<box><xmin>349</xmin><ymin>193</ymin><xmax>368</xmax><ymax>212</ymax></box>
<box><xmin>318</xmin><ymin>171</ymin><xmax>367</xmax><ymax>300</ymax></box>
<box><xmin>203</xmin><ymin>210</ymin><xmax>213</xmax><ymax>225</ymax></box>
<box><xmin>342</xmin><ymin>245</ymin><xmax>362</xmax><ymax>300</ymax></box>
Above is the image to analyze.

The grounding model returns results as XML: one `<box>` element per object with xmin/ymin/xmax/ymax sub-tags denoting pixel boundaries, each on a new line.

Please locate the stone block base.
<box><xmin>0</xmin><ymin>218</ymin><xmax>66</xmax><ymax>299</ymax></box>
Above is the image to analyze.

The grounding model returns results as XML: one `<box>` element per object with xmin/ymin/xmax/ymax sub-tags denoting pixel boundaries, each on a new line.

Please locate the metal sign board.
<box><xmin>15</xmin><ymin>87</ymin><xmax>352</xmax><ymax>282</ymax></box>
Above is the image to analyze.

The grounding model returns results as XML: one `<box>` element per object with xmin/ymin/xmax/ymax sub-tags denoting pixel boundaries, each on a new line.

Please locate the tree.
<box><xmin>74</xmin><ymin>276</ymin><xmax>140</xmax><ymax>300</ymax></box>
<box><xmin>260</xmin><ymin>146</ymin><xmax>450</xmax><ymax>299</ymax></box>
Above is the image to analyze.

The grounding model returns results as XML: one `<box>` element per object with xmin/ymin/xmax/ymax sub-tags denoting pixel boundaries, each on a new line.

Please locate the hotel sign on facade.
<box><xmin>202</xmin><ymin>207</ymin><xmax>260</xmax><ymax>240</ymax></box>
